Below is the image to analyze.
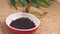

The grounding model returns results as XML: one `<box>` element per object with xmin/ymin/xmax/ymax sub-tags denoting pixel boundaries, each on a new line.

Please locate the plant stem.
<box><xmin>23</xmin><ymin>0</ymin><xmax>31</xmax><ymax>13</ymax></box>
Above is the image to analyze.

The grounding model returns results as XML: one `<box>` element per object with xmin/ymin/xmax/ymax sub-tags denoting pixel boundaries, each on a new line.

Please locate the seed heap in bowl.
<box><xmin>10</xmin><ymin>17</ymin><xmax>36</xmax><ymax>29</ymax></box>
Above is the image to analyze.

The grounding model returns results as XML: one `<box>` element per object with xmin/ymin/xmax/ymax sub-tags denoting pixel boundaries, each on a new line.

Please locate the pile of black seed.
<box><xmin>10</xmin><ymin>17</ymin><xmax>36</xmax><ymax>29</ymax></box>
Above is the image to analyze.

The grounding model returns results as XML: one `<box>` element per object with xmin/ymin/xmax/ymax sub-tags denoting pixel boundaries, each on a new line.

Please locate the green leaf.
<box><xmin>18</xmin><ymin>0</ymin><xmax>28</xmax><ymax>6</ymax></box>
<box><xmin>31</xmin><ymin>0</ymin><xmax>40</xmax><ymax>8</ymax></box>
<box><xmin>40</xmin><ymin>0</ymin><xmax>51</xmax><ymax>6</ymax></box>
<box><xmin>10</xmin><ymin>0</ymin><xmax>17</xmax><ymax>10</ymax></box>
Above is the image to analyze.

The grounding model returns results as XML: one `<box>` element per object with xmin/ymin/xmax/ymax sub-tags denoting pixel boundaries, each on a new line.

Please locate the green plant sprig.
<box><xmin>10</xmin><ymin>0</ymin><xmax>51</xmax><ymax>10</ymax></box>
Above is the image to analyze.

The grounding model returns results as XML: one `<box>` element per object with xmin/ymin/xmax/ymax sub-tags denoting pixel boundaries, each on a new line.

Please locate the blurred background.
<box><xmin>0</xmin><ymin>0</ymin><xmax>60</xmax><ymax>34</ymax></box>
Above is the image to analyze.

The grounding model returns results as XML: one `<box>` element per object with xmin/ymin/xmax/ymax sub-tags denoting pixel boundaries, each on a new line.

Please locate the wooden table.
<box><xmin>0</xmin><ymin>0</ymin><xmax>60</xmax><ymax>34</ymax></box>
